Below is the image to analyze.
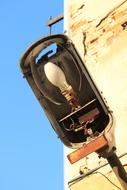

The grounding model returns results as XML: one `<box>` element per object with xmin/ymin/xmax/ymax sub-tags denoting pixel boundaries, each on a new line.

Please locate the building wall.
<box><xmin>64</xmin><ymin>0</ymin><xmax>127</xmax><ymax>189</ymax></box>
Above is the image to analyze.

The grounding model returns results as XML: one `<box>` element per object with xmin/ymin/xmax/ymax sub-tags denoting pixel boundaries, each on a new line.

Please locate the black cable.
<box><xmin>94</xmin><ymin>171</ymin><xmax>122</xmax><ymax>190</ymax></box>
<box><xmin>68</xmin><ymin>175</ymin><xmax>85</xmax><ymax>187</ymax></box>
<box><xmin>68</xmin><ymin>171</ymin><xmax>122</xmax><ymax>189</ymax></box>
<box><xmin>68</xmin><ymin>153</ymin><xmax>127</xmax><ymax>186</ymax></box>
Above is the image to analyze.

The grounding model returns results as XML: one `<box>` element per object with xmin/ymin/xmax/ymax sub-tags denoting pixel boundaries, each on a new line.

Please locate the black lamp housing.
<box><xmin>20</xmin><ymin>34</ymin><xmax>112</xmax><ymax>148</ymax></box>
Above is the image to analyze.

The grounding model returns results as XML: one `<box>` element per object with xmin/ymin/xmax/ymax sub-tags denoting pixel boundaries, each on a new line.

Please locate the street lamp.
<box><xmin>20</xmin><ymin>34</ymin><xmax>127</xmax><ymax>189</ymax></box>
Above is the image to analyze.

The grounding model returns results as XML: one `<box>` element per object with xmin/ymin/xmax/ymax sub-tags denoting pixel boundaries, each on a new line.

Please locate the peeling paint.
<box><xmin>85</xmin><ymin>1</ymin><xmax>127</xmax><ymax>59</ymax></box>
<box><xmin>78</xmin><ymin>4</ymin><xmax>85</xmax><ymax>10</ymax></box>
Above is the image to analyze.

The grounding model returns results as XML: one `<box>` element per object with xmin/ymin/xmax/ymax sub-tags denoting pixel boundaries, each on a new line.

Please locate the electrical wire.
<box><xmin>68</xmin><ymin>171</ymin><xmax>122</xmax><ymax>189</ymax></box>
<box><xmin>94</xmin><ymin>171</ymin><xmax>122</xmax><ymax>190</ymax></box>
<box><xmin>68</xmin><ymin>153</ymin><xmax>127</xmax><ymax>188</ymax></box>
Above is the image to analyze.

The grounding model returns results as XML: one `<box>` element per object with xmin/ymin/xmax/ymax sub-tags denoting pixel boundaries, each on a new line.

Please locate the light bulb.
<box><xmin>44</xmin><ymin>62</ymin><xmax>80</xmax><ymax>111</ymax></box>
<box><xmin>44</xmin><ymin>62</ymin><xmax>69</xmax><ymax>92</ymax></box>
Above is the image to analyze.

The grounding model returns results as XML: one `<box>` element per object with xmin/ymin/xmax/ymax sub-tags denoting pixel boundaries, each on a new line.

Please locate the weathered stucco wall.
<box><xmin>64</xmin><ymin>0</ymin><xmax>127</xmax><ymax>189</ymax></box>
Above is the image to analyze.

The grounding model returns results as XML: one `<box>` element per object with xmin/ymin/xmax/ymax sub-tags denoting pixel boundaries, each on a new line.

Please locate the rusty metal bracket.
<box><xmin>67</xmin><ymin>135</ymin><xmax>108</xmax><ymax>164</ymax></box>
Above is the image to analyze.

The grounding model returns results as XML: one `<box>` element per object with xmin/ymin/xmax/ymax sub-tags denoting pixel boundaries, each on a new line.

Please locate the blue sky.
<box><xmin>0</xmin><ymin>1</ymin><xmax>64</xmax><ymax>190</ymax></box>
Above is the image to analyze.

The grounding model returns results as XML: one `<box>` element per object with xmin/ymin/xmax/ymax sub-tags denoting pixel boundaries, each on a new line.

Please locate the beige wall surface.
<box><xmin>69</xmin><ymin>166</ymin><xmax>127</xmax><ymax>190</ymax></box>
<box><xmin>64</xmin><ymin>0</ymin><xmax>127</xmax><ymax>189</ymax></box>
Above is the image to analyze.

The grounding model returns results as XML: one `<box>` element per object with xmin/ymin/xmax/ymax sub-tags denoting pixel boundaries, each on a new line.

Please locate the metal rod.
<box><xmin>46</xmin><ymin>13</ymin><xmax>64</xmax><ymax>27</ymax></box>
<box><xmin>49</xmin><ymin>16</ymin><xmax>52</xmax><ymax>35</ymax></box>
<box><xmin>68</xmin><ymin>152</ymin><xmax>127</xmax><ymax>185</ymax></box>
<box><xmin>107</xmin><ymin>153</ymin><xmax>127</xmax><ymax>190</ymax></box>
